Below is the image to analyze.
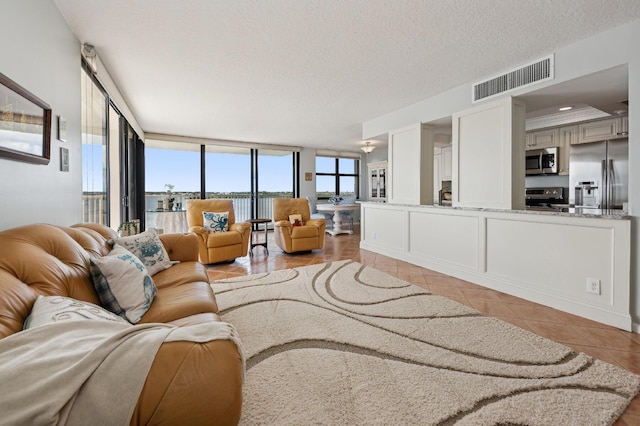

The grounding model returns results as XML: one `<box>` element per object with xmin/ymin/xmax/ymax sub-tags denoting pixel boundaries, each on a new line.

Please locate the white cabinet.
<box><xmin>557</xmin><ymin>125</ymin><xmax>576</xmax><ymax>175</ymax></box>
<box><xmin>621</xmin><ymin>116</ymin><xmax>629</xmax><ymax>135</ymax></box>
<box><xmin>441</xmin><ymin>146</ymin><xmax>452</xmax><ymax>180</ymax></box>
<box><xmin>452</xmin><ymin>97</ymin><xmax>525</xmax><ymax>210</ymax></box>
<box><xmin>571</xmin><ymin>116</ymin><xmax>628</xmax><ymax>144</ymax></box>
<box><xmin>576</xmin><ymin>118</ymin><xmax>619</xmax><ymax>144</ymax></box>
<box><xmin>388</xmin><ymin>123</ymin><xmax>434</xmax><ymax>205</ymax></box>
<box><xmin>525</xmin><ymin>128</ymin><xmax>560</xmax><ymax>150</ymax></box>
<box><xmin>367</xmin><ymin>161</ymin><xmax>387</xmax><ymax>202</ymax></box>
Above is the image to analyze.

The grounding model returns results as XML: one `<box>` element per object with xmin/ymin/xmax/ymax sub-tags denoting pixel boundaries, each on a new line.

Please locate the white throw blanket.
<box><xmin>0</xmin><ymin>320</ymin><xmax>245</xmax><ymax>426</ymax></box>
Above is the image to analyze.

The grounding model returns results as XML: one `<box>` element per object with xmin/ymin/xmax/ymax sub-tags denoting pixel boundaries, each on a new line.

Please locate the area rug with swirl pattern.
<box><xmin>212</xmin><ymin>260</ymin><xmax>640</xmax><ymax>425</ymax></box>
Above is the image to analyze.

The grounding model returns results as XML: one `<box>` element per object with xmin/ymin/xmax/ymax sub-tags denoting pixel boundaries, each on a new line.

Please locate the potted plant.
<box><xmin>165</xmin><ymin>183</ymin><xmax>175</xmax><ymax>210</ymax></box>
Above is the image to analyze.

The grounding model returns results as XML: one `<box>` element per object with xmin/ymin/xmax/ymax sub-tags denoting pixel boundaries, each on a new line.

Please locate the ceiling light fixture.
<box><xmin>361</xmin><ymin>141</ymin><xmax>375</xmax><ymax>153</ymax></box>
<box><xmin>558</xmin><ymin>106</ymin><xmax>573</xmax><ymax>111</ymax></box>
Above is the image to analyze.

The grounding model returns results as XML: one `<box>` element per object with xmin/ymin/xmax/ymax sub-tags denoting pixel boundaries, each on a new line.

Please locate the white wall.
<box><xmin>0</xmin><ymin>1</ymin><xmax>82</xmax><ymax>230</ymax></box>
<box><xmin>299</xmin><ymin>147</ymin><xmax>316</xmax><ymax>198</ymax></box>
<box><xmin>362</xmin><ymin>19</ymin><xmax>640</xmax><ymax>329</ymax></box>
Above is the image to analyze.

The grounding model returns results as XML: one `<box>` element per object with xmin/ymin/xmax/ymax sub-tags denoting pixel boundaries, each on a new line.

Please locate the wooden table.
<box><xmin>247</xmin><ymin>218</ymin><xmax>271</xmax><ymax>255</ymax></box>
<box><xmin>315</xmin><ymin>204</ymin><xmax>359</xmax><ymax>236</ymax></box>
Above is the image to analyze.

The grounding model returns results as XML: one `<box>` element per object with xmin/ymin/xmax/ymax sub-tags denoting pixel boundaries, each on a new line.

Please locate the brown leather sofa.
<box><xmin>186</xmin><ymin>199</ymin><xmax>251</xmax><ymax>264</ymax></box>
<box><xmin>0</xmin><ymin>223</ymin><xmax>243</xmax><ymax>425</ymax></box>
<box><xmin>273</xmin><ymin>198</ymin><xmax>326</xmax><ymax>253</ymax></box>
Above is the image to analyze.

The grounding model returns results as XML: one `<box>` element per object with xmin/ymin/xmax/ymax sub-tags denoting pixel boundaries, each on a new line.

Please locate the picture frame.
<box><xmin>57</xmin><ymin>115</ymin><xmax>67</xmax><ymax>142</ymax></box>
<box><xmin>0</xmin><ymin>72</ymin><xmax>52</xmax><ymax>165</ymax></box>
<box><xmin>60</xmin><ymin>147</ymin><xmax>69</xmax><ymax>172</ymax></box>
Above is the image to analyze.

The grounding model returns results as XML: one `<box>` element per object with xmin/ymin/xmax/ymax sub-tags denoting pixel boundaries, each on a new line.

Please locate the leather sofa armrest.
<box><xmin>131</xmin><ymin>339</ymin><xmax>243</xmax><ymax>426</ymax></box>
<box><xmin>159</xmin><ymin>232</ymin><xmax>199</xmax><ymax>262</ymax></box>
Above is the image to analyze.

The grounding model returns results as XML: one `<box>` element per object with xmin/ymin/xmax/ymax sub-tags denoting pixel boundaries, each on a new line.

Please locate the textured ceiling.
<box><xmin>53</xmin><ymin>0</ymin><xmax>640</xmax><ymax>151</ymax></box>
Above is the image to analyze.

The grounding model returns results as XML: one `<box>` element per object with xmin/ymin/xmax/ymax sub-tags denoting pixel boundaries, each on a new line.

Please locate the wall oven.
<box><xmin>525</xmin><ymin>147</ymin><xmax>558</xmax><ymax>175</ymax></box>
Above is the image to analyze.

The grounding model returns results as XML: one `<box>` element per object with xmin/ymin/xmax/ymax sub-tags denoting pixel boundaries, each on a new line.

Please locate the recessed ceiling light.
<box><xmin>558</xmin><ymin>106</ymin><xmax>573</xmax><ymax>111</ymax></box>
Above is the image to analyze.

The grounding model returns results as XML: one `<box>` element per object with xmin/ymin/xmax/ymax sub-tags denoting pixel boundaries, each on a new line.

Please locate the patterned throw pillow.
<box><xmin>288</xmin><ymin>214</ymin><xmax>303</xmax><ymax>226</ymax></box>
<box><xmin>203</xmin><ymin>211</ymin><xmax>229</xmax><ymax>233</ymax></box>
<box><xmin>112</xmin><ymin>228</ymin><xmax>174</xmax><ymax>275</ymax></box>
<box><xmin>89</xmin><ymin>244</ymin><xmax>158</xmax><ymax>324</ymax></box>
<box><xmin>23</xmin><ymin>295</ymin><xmax>128</xmax><ymax>330</ymax></box>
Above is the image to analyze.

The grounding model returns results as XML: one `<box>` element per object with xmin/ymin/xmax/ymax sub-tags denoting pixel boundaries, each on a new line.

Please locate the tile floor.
<box><xmin>206</xmin><ymin>226</ymin><xmax>640</xmax><ymax>425</ymax></box>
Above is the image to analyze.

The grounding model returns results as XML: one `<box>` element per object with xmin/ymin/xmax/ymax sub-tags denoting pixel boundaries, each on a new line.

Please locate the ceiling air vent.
<box><xmin>472</xmin><ymin>55</ymin><xmax>554</xmax><ymax>103</ymax></box>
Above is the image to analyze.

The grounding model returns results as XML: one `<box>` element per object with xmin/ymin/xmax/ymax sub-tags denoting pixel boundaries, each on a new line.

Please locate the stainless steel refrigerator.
<box><xmin>569</xmin><ymin>138</ymin><xmax>628</xmax><ymax>209</ymax></box>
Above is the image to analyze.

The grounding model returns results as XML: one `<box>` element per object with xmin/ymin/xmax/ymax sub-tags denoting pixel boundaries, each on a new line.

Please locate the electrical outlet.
<box><xmin>586</xmin><ymin>277</ymin><xmax>601</xmax><ymax>295</ymax></box>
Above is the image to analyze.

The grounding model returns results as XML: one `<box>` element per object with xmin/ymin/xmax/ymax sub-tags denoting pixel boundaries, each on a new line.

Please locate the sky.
<box><xmin>83</xmin><ymin>146</ymin><xmax>353</xmax><ymax>194</ymax></box>
<box><xmin>146</xmin><ymin>149</ymin><xmax>293</xmax><ymax>193</ymax></box>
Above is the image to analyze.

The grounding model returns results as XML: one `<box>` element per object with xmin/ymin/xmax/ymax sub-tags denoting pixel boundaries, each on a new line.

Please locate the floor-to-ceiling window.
<box><xmin>256</xmin><ymin>149</ymin><xmax>295</xmax><ymax>220</ymax></box>
<box><xmin>144</xmin><ymin>140</ymin><xmax>200</xmax><ymax>229</ymax></box>
<box><xmin>107</xmin><ymin>104</ymin><xmax>121</xmax><ymax>227</ymax></box>
<box><xmin>81</xmin><ymin>64</ymin><xmax>108</xmax><ymax>225</ymax></box>
<box><xmin>82</xmin><ymin>62</ymin><xmax>142</xmax><ymax>229</ymax></box>
<box><xmin>124</xmin><ymin>123</ymin><xmax>145</xmax><ymax>227</ymax></box>
<box><xmin>205</xmin><ymin>145</ymin><xmax>252</xmax><ymax>221</ymax></box>
<box><xmin>144</xmin><ymin>139</ymin><xmax>298</xmax><ymax>227</ymax></box>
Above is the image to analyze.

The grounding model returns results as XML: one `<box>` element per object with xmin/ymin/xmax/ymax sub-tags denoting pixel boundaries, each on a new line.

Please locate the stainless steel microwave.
<box><xmin>526</xmin><ymin>147</ymin><xmax>558</xmax><ymax>175</ymax></box>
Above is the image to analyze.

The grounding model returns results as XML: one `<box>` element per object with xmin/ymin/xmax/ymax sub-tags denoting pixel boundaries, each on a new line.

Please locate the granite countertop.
<box><xmin>357</xmin><ymin>201</ymin><xmax>631</xmax><ymax>220</ymax></box>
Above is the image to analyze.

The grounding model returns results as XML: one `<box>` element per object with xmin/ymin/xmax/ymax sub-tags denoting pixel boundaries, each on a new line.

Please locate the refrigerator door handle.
<box><xmin>601</xmin><ymin>160</ymin><xmax>607</xmax><ymax>209</ymax></box>
<box><xmin>608</xmin><ymin>159</ymin><xmax>614</xmax><ymax>209</ymax></box>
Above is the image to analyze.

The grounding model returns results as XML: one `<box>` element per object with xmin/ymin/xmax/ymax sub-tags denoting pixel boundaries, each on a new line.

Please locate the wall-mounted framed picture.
<box><xmin>0</xmin><ymin>72</ymin><xmax>52</xmax><ymax>165</ymax></box>
<box><xmin>60</xmin><ymin>147</ymin><xmax>69</xmax><ymax>172</ymax></box>
<box><xmin>57</xmin><ymin>115</ymin><xmax>67</xmax><ymax>142</ymax></box>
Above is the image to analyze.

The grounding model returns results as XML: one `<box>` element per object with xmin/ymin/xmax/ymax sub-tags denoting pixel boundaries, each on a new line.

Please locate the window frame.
<box><xmin>315</xmin><ymin>156</ymin><xmax>360</xmax><ymax>199</ymax></box>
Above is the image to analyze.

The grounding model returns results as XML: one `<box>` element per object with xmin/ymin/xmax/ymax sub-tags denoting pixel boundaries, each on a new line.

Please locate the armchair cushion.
<box><xmin>112</xmin><ymin>228</ymin><xmax>174</xmax><ymax>275</ymax></box>
<box><xmin>291</xmin><ymin>225</ymin><xmax>319</xmax><ymax>239</ymax></box>
<box><xmin>207</xmin><ymin>230</ymin><xmax>242</xmax><ymax>248</ymax></box>
<box><xmin>203</xmin><ymin>211</ymin><xmax>229</xmax><ymax>233</ymax></box>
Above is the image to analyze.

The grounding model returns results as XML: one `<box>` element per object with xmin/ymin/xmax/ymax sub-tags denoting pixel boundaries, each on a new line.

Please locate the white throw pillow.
<box><xmin>203</xmin><ymin>211</ymin><xmax>229</xmax><ymax>233</ymax></box>
<box><xmin>112</xmin><ymin>228</ymin><xmax>174</xmax><ymax>275</ymax></box>
<box><xmin>23</xmin><ymin>295</ymin><xmax>128</xmax><ymax>330</ymax></box>
<box><xmin>89</xmin><ymin>244</ymin><xmax>158</xmax><ymax>324</ymax></box>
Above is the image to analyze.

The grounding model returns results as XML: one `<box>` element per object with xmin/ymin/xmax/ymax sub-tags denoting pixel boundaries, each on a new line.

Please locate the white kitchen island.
<box><xmin>359</xmin><ymin>201</ymin><xmax>632</xmax><ymax>331</ymax></box>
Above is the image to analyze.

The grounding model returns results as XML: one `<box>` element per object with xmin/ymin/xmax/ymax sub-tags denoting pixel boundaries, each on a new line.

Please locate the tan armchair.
<box><xmin>186</xmin><ymin>199</ymin><xmax>251</xmax><ymax>264</ymax></box>
<box><xmin>273</xmin><ymin>198</ymin><xmax>326</xmax><ymax>253</ymax></box>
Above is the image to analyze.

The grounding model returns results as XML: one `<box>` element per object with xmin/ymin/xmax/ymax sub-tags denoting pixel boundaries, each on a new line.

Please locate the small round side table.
<box><xmin>247</xmin><ymin>218</ymin><xmax>271</xmax><ymax>256</ymax></box>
